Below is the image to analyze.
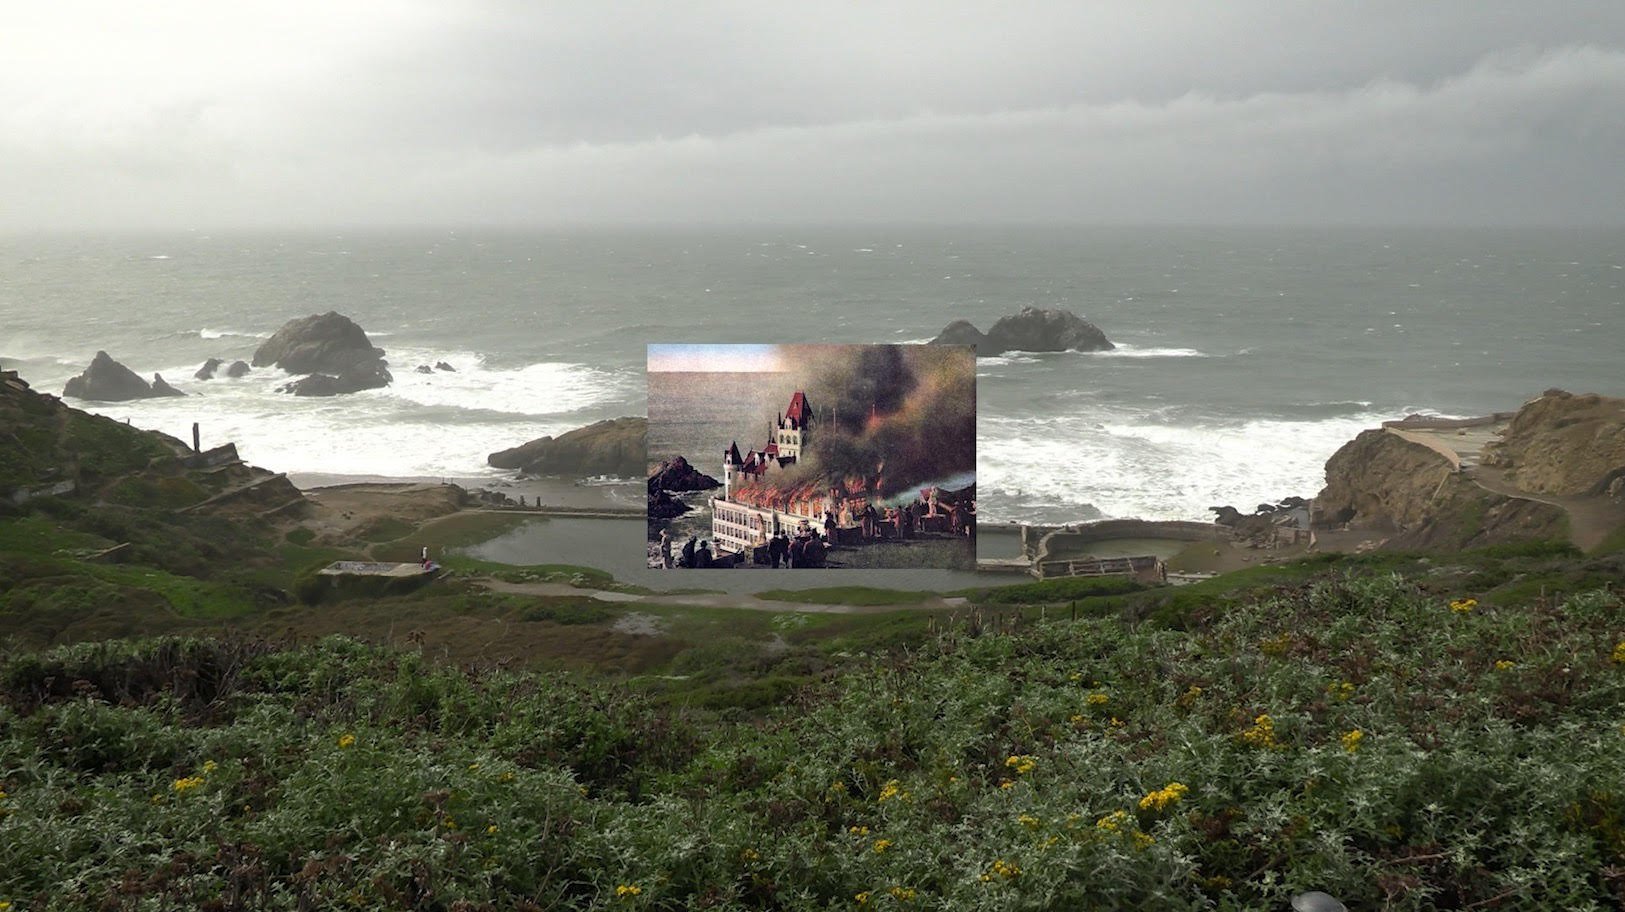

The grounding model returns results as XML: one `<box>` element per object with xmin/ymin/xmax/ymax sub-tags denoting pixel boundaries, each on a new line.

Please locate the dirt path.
<box><xmin>1464</xmin><ymin>465</ymin><xmax>1625</xmax><ymax>552</ymax></box>
<box><xmin>476</xmin><ymin>578</ymin><xmax>971</xmax><ymax>614</ymax></box>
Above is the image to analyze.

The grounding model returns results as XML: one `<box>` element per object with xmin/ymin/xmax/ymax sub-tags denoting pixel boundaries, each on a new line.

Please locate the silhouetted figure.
<box><xmin>789</xmin><ymin>535</ymin><xmax>807</xmax><ymax>568</ymax></box>
<box><xmin>659</xmin><ymin>529</ymin><xmax>673</xmax><ymax>568</ymax></box>
<box><xmin>803</xmin><ymin>534</ymin><xmax>826</xmax><ymax>567</ymax></box>
<box><xmin>824</xmin><ymin>510</ymin><xmax>837</xmax><ymax>541</ymax></box>
<box><xmin>695</xmin><ymin>540</ymin><xmax>713</xmax><ymax>568</ymax></box>
<box><xmin>681</xmin><ymin>536</ymin><xmax>697</xmax><ymax>569</ymax></box>
<box><xmin>769</xmin><ymin>533</ymin><xmax>787</xmax><ymax>568</ymax></box>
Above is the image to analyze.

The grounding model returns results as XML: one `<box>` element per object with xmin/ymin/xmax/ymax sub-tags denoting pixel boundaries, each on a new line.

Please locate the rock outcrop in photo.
<box><xmin>648</xmin><ymin>455</ymin><xmax>720</xmax><ymax>493</ymax></box>
<box><xmin>489</xmin><ymin>417</ymin><xmax>647</xmax><ymax>478</ymax></box>
<box><xmin>929</xmin><ymin>306</ymin><xmax>1113</xmax><ymax>356</ymax></box>
<box><xmin>63</xmin><ymin>352</ymin><xmax>182</xmax><ymax>401</ymax></box>
<box><xmin>253</xmin><ymin>311</ymin><xmax>392</xmax><ymax>396</ymax></box>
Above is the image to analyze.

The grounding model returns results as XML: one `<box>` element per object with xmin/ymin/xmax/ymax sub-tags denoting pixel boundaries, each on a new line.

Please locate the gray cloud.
<box><xmin>4</xmin><ymin>2</ymin><xmax>1624</xmax><ymax>228</ymax></box>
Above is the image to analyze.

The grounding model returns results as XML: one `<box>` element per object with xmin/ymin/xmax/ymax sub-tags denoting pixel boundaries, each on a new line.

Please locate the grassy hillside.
<box><xmin>3</xmin><ymin>567</ymin><xmax>1622</xmax><ymax>911</ymax></box>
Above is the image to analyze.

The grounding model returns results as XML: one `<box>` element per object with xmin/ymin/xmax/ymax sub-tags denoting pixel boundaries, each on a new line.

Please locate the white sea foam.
<box><xmin>381</xmin><ymin>348</ymin><xmax>630</xmax><ymax>416</ymax></box>
<box><xmin>1089</xmin><ymin>344</ymin><xmax>1210</xmax><ymax>358</ymax></box>
<box><xmin>89</xmin><ymin>352</ymin><xmax>640</xmax><ymax>478</ymax></box>
<box><xmin>198</xmin><ymin>328</ymin><xmax>270</xmax><ymax>340</ymax></box>
<box><xmin>978</xmin><ymin>409</ymin><xmax>1392</xmax><ymax>522</ymax></box>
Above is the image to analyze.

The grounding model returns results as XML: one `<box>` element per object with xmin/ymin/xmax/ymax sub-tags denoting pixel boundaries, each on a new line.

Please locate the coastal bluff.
<box><xmin>489</xmin><ymin>417</ymin><xmax>646</xmax><ymax>478</ymax></box>
<box><xmin>929</xmin><ymin>306</ymin><xmax>1113</xmax><ymax>356</ymax></box>
<box><xmin>1312</xmin><ymin>390</ymin><xmax>1625</xmax><ymax>552</ymax></box>
<box><xmin>253</xmin><ymin>311</ymin><xmax>392</xmax><ymax>396</ymax></box>
<box><xmin>1483</xmin><ymin>390</ymin><xmax>1625</xmax><ymax>497</ymax></box>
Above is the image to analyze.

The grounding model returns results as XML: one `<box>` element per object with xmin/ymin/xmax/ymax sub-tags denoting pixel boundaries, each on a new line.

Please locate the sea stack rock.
<box><xmin>150</xmin><ymin>374</ymin><xmax>186</xmax><ymax>397</ymax></box>
<box><xmin>226</xmin><ymin>360</ymin><xmax>251</xmax><ymax>378</ymax></box>
<box><xmin>254</xmin><ymin>311</ymin><xmax>392</xmax><ymax>396</ymax></box>
<box><xmin>488</xmin><ymin>417</ymin><xmax>647</xmax><ymax>478</ymax></box>
<box><xmin>63</xmin><ymin>352</ymin><xmax>163</xmax><ymax>401</ymax></box>
<box><xmin>194</xmin><ymin>358</ymin><xmax>223</xmax><ymax>380</ymax></box>
<box><xmin>930</xmin><ymin>307</ymin><xmax>1113</xmax><ymax>356</ymax></box>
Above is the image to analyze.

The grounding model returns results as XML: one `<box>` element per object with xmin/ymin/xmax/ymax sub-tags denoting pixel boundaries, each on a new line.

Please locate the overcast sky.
<box><xmin>6</xmin><ymin>1</ymin><xmax>1625</xmax><ymax>230</ymax></box>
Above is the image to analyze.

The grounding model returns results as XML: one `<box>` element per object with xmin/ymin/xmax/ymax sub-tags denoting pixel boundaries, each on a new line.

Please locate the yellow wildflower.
<box><xmin>1612</xmin><ymin>640</ymin><xmax>1625</xmax><ymax>665</ymax></box>
<box><xmin>1449</xmin><ymin>597</ymin><xmax>1478</xmax><ymax>614</ymax></box>
<box><xmin>172</xmin><ymin>775</ymin><xmax>205</xmax><ymax>794</ymax></box>
<box><xmin>615</xmin><ymin>884</ymin><xmax>642</xmax><ymax>898</ymax></box>
<box><xmin>849</xmin><ymin>825</ymin><xmax>869</xmax><ymax>836</ymax></box>
<box><xmin>201</xmin><ymin>760</ymin><xmax>218</xmax><ymax>774</ymax></box>
<box><xmin>1068</xmin><ymin>714</ymin><xmax>1084</xmax><ymax>724</ymax></box>
<box><xmin>337</xmin><ymin>733</ymin><xmax>356</xmax><ymax>749</ymax></box>
<box><xmin>1132</xmin><ymin>831</ymin><xmax>1156</xmax><ymax>850</ymax></box>
<box><xmin>1326</xmin><ymin>681</ymin><xmax>1355</xmax><ymax>701</ymax></box>
<box><xmin>855</xmin><ymin>892</ymin><xmax>870</xmax><ymax>905</ymax></box>
<box><xmin>1240</xmin><ymin>714</ymin><xmax>1278</xmax><ymax>748</ymax></box>
<box><xmin>872</xmin><ymin>839</ymin><xmax>892</xmax><ymax>854</ymax></box>
<box><xmin>1341</xmin><ymin>729</ymin><xmax>1364</xmax><ymax>753</ymax></box>
<box><xmin>487</xmin><ymin>825</ymin><xmax>498</xmax><ymax>834</ymax></box>
<box><xmin>829</xmin><ymin>781</ymin><xmax>846</xmax><ymax>793</ymax></box>
<box><xmin>888</xmin><ymin>886</ymin><xmax>916</xmax><ymax>902</ymax></box>
<box><xmin>1259</xmin><ymin>633</ymin><xmax>1292</xmax><ymax>656</ymax></box>
<box><xmin>877</xmin><ymin>779</ymin><xmax>907</xmax><ymax>803</ymax></box>
<box><xmin>999</xmin><ymin>780</ymin><xmax>1016</xmax><ymax>790</ymax></box>
<box><xmin>1068</xmin><ymin>672</ymin><xmax>1084</xmax><ymax>682</ymax></box>
<box><xmin>1109</xmin><ymin>716</ymin><xmax>1125</xmax><ymax>728</ymax></box>
<box><xmin>1494</xmin><ymin>660</ymin><xmax>1516</xmax><ymax>670</ymax></box>
<box><xmin>1177</xmin><ymin>685</ymin><xmax>1203</xmax><ymax>707</ymax></box>
<box><xmin>0</xmin><ymin>901</ymin><xmax>11</xmax><ymax>911</ymax></box>
<box><xmin>981</xmin><ymin>857</ymin><xmax>1022</xmax><ymax>881</ymax></box>
<box><xmin>1087</xmin><ymin>692</ymin><xmax>1109</xmax><ymax>706</ymax></box>
<box><xmin>1096</xmin><ymin>810</ymin><xmax>1129</xmax><ymax>832</ymax></box>
<box><xmin>1005</xmin><ymin>755</ymin><xmax>1037</xmax><ymax>775</ymax></box>
<box><xmin>499</xmin><ymin>771</ymin><xmax>516</xmax><ymax>783</ymax></box>
<box><xmin>741</xmin><ymin>847</ymin><xmax>760</xmax><ymax>861</ymax></box>
<box><xmin>442</xmin><ymin>817</ymin><xmax>458</xmax><ymax>830</ymax></box>
<box><xmin>468</xmin><ymin>763</ymin><xmax>480</xmax><ymax>772</ymax></box>
<box><xmin>1138</xmin><ymin>782</ymin><xmax>1189</xmax><ymax>812</ymax></box>
<box><xmin>1018</xmin><ymin>814</ymin><xmax>1041</xmax><ymax>829</ymax></box>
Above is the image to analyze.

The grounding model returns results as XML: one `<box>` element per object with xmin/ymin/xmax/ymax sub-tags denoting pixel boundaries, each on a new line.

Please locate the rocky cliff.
<box><xmin>1312</xmin><ymin>429</ymin><xmax>1457</xmax><ymax>531</ymax></box>
<box><xmin>1483</xmin><ymin>390</ymin><xmax>1625</xmax><ymax>496</ymax></box>
<box><xmin>489</xmin><ymin>417</ymin><xmax>646</xmax><ymax>478</ymax></box>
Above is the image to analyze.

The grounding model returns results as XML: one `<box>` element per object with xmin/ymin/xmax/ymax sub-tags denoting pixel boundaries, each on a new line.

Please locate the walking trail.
<box><xmin>476</xmin><ymin>578</ymin><xmax>971</xmax><ymax>614</ymax></box>
<box><xmin>1463</xmin><ymin>465</ymin><xmax>1625</xmax><ymax>553</ymax></box>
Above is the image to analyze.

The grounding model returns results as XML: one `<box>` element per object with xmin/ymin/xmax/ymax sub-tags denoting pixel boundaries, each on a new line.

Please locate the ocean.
<box><xmin>3</xmin><ymin>225</ymin><xmax>1620</xmax><ymax>524</ymax></box>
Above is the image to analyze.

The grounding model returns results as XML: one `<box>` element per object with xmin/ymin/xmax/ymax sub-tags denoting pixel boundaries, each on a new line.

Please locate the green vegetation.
<box><xmin>754</xmin><ymin>586</ymin><xmax>940</xmax><ymax>606</ymax></box>
<box><xmin>2</xmin><ymin>570</ymin><xmax>1623</xmax><ymax>910</ymax></box>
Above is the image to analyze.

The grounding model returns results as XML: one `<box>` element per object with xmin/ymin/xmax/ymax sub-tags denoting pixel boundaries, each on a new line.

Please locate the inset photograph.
<box><xmin>648</xmin><ymin>343</ymin><xmax>975</xmax><ymax>570</ymax></box>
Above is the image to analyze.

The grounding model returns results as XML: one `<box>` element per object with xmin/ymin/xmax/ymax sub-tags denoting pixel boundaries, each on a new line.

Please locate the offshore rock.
<box><xmin>150</xmin><ymin>374</ymin><xmax>186</xmax><ymax>397</ymax></box>
<box><xmin>931</xmin><ymin>307</ymin><xmax>1113</xmax><ymax>356</ymax></box>
<box><xmin>194</xmin><ymin>358</ymin><xmax>223</xmax><ymax>380</ymax></box>
<box><xmin>489</xmin><ymin>417</ymin><xmax>647</xmax><ymax>478</ymax></box>
<box><xmin>63</xmin><ymin>352</ymin><xmax>162</xmax><ymax>401</ymax></box>
<box><xmin>226</xmin><ymin>360</ymin><xmax>251</xmax><ymax>378</ymax></box>
<box><xmin>254</xmin><ymin>311</ymin><xmax>392</xmax><ymax>395</ymax></box>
